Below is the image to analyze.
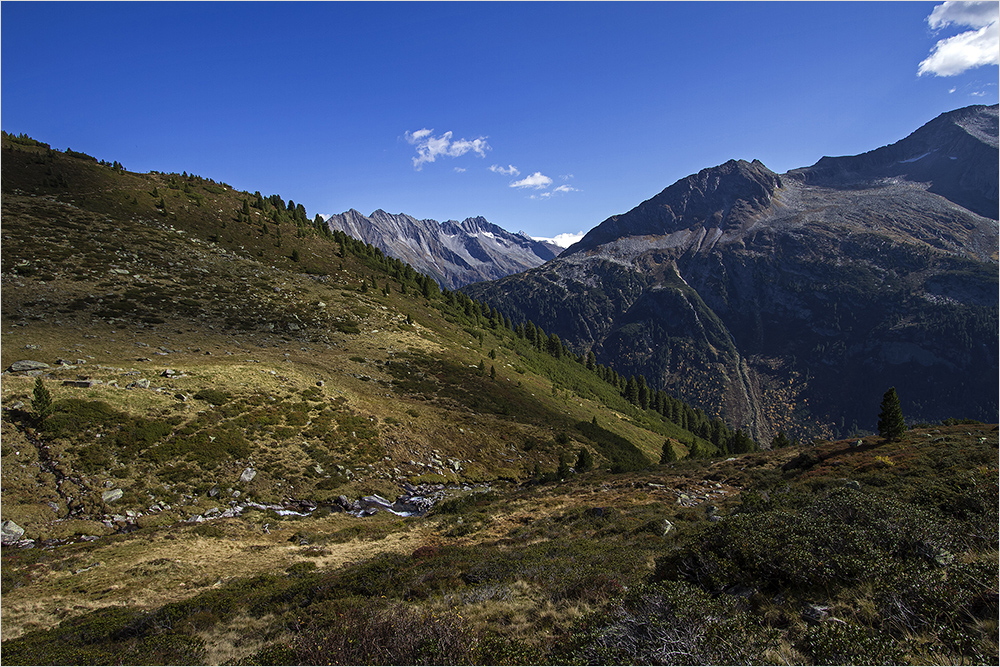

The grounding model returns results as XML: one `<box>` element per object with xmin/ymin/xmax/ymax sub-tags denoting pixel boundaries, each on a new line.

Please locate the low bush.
<box><xmin>556</xmin><ymin>581</ymin><xmax>779</xmax><ymax>665</ymax></box>
<box><xmin>193</xmin><ymin>389</ymin><xmax>230</xmax><ymax>406</ymax></box>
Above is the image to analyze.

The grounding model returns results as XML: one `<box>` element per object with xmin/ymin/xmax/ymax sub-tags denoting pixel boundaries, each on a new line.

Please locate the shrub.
<box><xmin>252</xmin><ymin>600</ymin><xmax>479</xmax><ymax>665</ymax></box>
<box><xmin>193</xmin><ymin>389</ymin><xmax>230</xmax><ymax>406</ymax></box>
<box><xmin>800</xmin><ymin>619</ymin><xmax>903</xmax><ymax>665</ymax></box>
<box><xmin>660</xmin><ymin>487</ymin><xmax>968</xmax><ymax>594</ymax></box>
<box><xmin>557</xmin><ymin>581</ymin><xmax>779</xmax><ymax>665</ymax></box>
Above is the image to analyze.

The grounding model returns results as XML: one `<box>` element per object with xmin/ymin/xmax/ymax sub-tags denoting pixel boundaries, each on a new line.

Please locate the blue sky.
<box><xmin>3</xmin><ymin>2</ymin><xmax>998</xmax><ymax>244</ymax></box>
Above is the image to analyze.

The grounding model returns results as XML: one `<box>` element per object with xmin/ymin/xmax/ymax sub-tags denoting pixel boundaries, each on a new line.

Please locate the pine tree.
<box><xmin>557</xmin><ymin>452</ymin><xmax>572</xmax><ymax>478</ymax></box>
<box><xmin>771</xmin><ymin>431</ymin><xmax>792</xmax><ymax>448</ymax></box>
<box><xmin>877</xmin><ymin>387</ymin><xmax>905</xmax><ymax>441</ymax></box>
<box><xmin>625</xmin><ymin>376</ymin><xmax>639</xmax><ymax>405</ymax></box>
<box><xmin>576</xmin><ymin>447</ymin><xmax>594</xmax><ymax>472</ymax></box>
<box><xmin>660</xmin><ymin>440</ymin><xmax>677</xmax><ymax>464</ymax></box>
<box><xmin>32</xmin><ymin>377</ymin><xmax>52</xmax><ymax>426</ymax></box>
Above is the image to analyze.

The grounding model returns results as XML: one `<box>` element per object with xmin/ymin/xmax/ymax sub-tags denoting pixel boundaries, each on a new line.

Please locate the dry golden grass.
<box><xmin>0</xmin><ymin>511</ymin><xmax>434</xmax><ymax>641</ymax></box>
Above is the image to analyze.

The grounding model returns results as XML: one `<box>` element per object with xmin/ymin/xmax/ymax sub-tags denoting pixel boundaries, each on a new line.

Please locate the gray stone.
<box><xmin>102</xmin><ymin>488</ymin><xmax>124</xmax><ymax>503</ymax></box>
<box><xmin>802</xmin><ymin>604</ymin><xmax>830</xmax><ymax>624</ymax></box>
<box><xmin>10</xmin><ymin>360</ymin><xmax>49</xmax><ymax>372</ymax></box>
<box><xmin>62</xmin><ymin>380</ymin><xmax>96</xmax><ymax>388</ymax></box>
<box><xmin>844</xmin><ymin>480</ymin><xmax>862</xmax><ymax>490</ymax></box>
<box><xmin>1</xmin><ymin>519</ymin><xmax>26</xmax><ymax>545</ymax></box>
<box><xmin>239</xmin><ymin>467</ymin><xmax>257</xmax><ymax>483</ymax></box>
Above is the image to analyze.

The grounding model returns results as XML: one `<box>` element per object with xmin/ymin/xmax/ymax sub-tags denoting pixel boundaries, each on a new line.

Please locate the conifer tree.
<box><xmin>32</xmin><ymin>377</ymin><xmax>52</xmax><ymax>426</ymax></box>
<box><xmin>877</xmin><ymin>387</ymin><xmax>905</xmax><ymax>441</ymax></box>
<box><xmin>660</xmin><ymin>440</ymin><xmax>677</xmax><ymax>464</ymax></box>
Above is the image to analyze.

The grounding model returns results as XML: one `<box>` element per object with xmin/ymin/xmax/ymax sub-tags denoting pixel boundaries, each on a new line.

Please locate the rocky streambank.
<box><xmin>1</xmin><ymin>482</ymin><xmax>497</xmax><ymax>549</ymax></box>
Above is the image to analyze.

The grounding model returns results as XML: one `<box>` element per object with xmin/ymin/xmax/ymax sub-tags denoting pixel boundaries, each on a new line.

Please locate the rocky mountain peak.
<box><xmin>565</xmin><ymin>158</ymin><xmax>781</xmax><ymax>255</ymax></box>
<box><xmin>789</xmin><ymin>104</ymin><xmax>998</xmax><ymax>219</ymax></box>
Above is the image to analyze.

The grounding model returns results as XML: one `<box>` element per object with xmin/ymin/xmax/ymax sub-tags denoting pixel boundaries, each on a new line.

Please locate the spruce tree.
<box><xmin>877</xmin><ymin>387</ymin><xmax>905</xmax><ymax>441</ymax></box>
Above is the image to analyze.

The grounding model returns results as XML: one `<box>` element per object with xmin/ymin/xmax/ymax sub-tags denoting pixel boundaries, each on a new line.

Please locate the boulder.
<box><xmin>10</xmin><ymin>360</ymin><xmax>49</xmax><ymax>372</ymax></box>
<box><xmin>239</xmin><ymin>467</ymin><xmax>257</xmax><ymax>483</ymax></box>
<box><xmin>102</xmin><ymin>488</ymin><xmax>124</xmax><ymax>503</ymax></box>
<box><xmin>1</xmin><ymin>519</ymin><xmax>26</xmax><ymax>545</ymax></box>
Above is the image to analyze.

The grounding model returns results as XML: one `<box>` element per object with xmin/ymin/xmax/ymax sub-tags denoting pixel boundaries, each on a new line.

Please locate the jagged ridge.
<box><xmin>324</xmin><ymin>209</ymin><xmax>559</xmax><ymax>289</ymax></box>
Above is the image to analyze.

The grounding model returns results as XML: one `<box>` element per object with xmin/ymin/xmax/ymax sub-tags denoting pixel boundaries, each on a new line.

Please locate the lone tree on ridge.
<box><xmin>877</xmin><ymin>387</ymin><xmax>905</xmax><ymax>442</ymax></box>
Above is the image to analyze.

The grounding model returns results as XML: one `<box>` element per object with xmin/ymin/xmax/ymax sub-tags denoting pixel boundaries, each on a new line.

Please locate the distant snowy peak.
<box><xmin>324</xmin><ymin>210</ymin><xmax>560</xmax><ymax>289</ymax></box>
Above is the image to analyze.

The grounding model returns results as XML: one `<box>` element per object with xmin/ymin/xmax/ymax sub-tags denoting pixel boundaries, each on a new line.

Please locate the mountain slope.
<box><xmin>1</xmin><ymin>131</ymin><xmax>723</xmax><ymax>549</ymax></box>
<box><xmin>324</xmin><ymin>208</ymin><xmax>559</xmax><ymax>289</ymax></box>
<box><xmin>466</xmin><ymin>105</ymin><xmax>999</xmax><ymax>442</ymax></box>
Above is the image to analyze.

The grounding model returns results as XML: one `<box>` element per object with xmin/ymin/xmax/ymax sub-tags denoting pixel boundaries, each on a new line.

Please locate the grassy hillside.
<box><xmin>2</xmin><ymin>134</ymin><xmax>997</xmax><ymax>664</ymax></box>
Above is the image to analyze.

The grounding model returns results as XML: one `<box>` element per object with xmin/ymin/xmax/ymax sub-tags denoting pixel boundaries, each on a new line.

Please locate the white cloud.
<box><xmin>510</xmin><ymin>171</ymin><xmax>553</xmax><ymax>189</ymax></box>
<box><xmin>531</xmin><ymin>231</ymin><xmax>586</xmax><ymax>248</ymax></box>
<box><xmin>532</xmin><ymin>184</ymin><xmax>580</xmax><ymax>200</ymax></box>
<box><xmin>454</xmin><ymin>167</ymin><xmax>466</xmax><ymax>173</ymax></box>
<box><xmin>490</xmin><ymin>164</ymin><xmax>520</xmax><ymax>176</ymax></box>
<box><xmin>404</xmin><ymin>128</ymin><xmax>490</xmax><ymax>170</ymax></box>
<box><xmin>918</xmin><ymin>1</ymin><xmax>1000</xmax><ymax>76</ymax></box>
<box><xmin>927</xmin><ymin>0</ymin><xmax>998</xmax><ymax>30</ymax></box>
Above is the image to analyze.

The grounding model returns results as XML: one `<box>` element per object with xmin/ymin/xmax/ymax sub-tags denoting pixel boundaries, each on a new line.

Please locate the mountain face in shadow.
<box><xmin>466</xmin><ymin>105</ymin><xmax>999</xmax><ymax>442</ymax></box>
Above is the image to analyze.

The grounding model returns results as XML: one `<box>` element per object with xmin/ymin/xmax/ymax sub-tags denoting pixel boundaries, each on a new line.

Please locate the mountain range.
<box><xmin>323</xmin><ymin>209</ymin><xmax>561</xmax><ymax>289</ymax></box>
<box><xmin>466</xmin><ymin>104</ymin><xmax>999</xmax><ymax>442</ymax></box>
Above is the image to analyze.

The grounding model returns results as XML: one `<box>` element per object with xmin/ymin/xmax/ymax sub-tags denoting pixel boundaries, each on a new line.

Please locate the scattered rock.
<box><xmin>239</xmin><ymin>467</ymin><xmax>257</xmax><ymax>483</ymax></box>
<box><xmin>802</xmin><ymin>604</ymin><xmax>830</xmax><ymax>624</ymax></box>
